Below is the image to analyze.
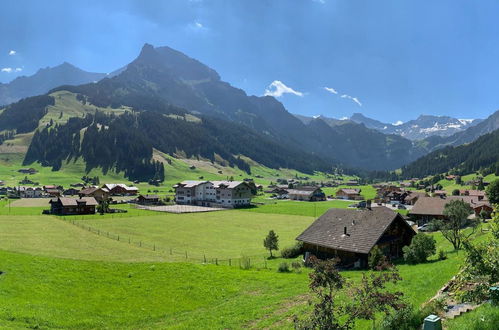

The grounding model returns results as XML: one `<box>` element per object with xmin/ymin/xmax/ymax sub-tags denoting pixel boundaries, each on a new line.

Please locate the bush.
<box><xmin>277</xmin><ymin>262</ymin><xmax>290</xmax><ymax>273</ymax></box>
<box><xmin>368</xmin><ymin>245</ymin><xmax>384</xmax><ymax>270</ymax></box>
<box><xmin>291</xmin><ymin>261</ymin><xmax>302</xmax><ymax>272</ymax></box>
<box><xmin>380</xmin><ymin>305</ymin><xmax>421</xmax><ymax>330</ymax></box>
<box><xmin>438</xmin><ymin>249</ymin><xmax>447</xmax><ymax>260</ymax></box>
<box><xmin>281</xmin><ymin>242</ymin><xmax>303</xmax><ymax>258</ymax></box>
<box><xmin>403</xmin><ymin>233</ymin><xmax>436</xmax><ymax>264</ymax></box>
<box><xmin>452</xmin><ymin>189</ymin><xmax>460</xmax><ymax>196</ymax></box>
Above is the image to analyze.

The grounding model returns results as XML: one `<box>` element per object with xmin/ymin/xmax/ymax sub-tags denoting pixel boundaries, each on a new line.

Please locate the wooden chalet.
<box><xmin>335</xmin><ymin>188</ymin><xmax>362</xmax><ymax>200</ymax></box>
<box><xmin>49</xmin><ymin>197</ymin><xmax>98</xmax><ymax>215</ymax></box>
<box><xmin>78</xmin><ymin>187</ymin><xmax>109</xmax><ymax>202</ymax></box>
<box><xmin>286</xmin><ymin>187</ymin><xmax>326</xmax><ymax>201</ymax></box>
<box><xmin>297</xmin><ymin>207</ymin><xmax>416</xmax><ymax>268</ymax></box>
<box><xmin>137</xmin><ymin>194</ymin><xmax>160</xmax><ymax>205</ymax></box>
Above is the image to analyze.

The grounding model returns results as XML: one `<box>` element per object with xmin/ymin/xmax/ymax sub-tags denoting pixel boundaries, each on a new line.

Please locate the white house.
<box><xmin>173</xmin><ymin>180</ymin><xmax>253</xmax><ymax>208</ymax></box>
<box><xmin>16</xmin><ymin>186</ymin><xmax>44</xmax><ymax>198</ymax></box>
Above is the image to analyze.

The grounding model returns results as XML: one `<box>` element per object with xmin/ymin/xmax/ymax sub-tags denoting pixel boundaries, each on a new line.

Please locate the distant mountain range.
<box><xmin>0</xmin><ymin>43</ymin><xmax>498</xmax><ymax>179</ymax></box>
<box><xmin>0</xmin><ymin>62</ymin><xmax>106</xmax><ymax>106</ymax></box>
<box><xmin>349</xmin><ymin>113</ymin><xmax>482</xmax><ymax>140</ymax></box>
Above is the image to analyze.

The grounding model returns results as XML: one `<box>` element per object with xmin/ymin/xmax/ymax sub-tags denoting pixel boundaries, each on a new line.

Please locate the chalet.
<box><xmin>432</xmin><ymin>190</ymin><xmax>447</xmax><ymax>198</ymax></box>
<box><xmin>78</xmin><ymin>187</ymin><xmax>109</xmax><ymax>202</ymax></box>
<box><xmin>173</xmin><ymin>180</ymin><xmax>253</xmax><ymax>208</ymax></box>
<box><xmin>409</xmin><ymin>196</ymin><xmax>492</xmax><ymax>224</ymax></box>
<box><xmin>296</xmin><ymin>207</ymin><xmax>416</xmax><ymax>268</ymax></box>
<box><xmin>102</xmin><ymin>183</ymin><xmax>139</xmax><ymax>196</ymax></box>
<box><xmin>345</xmin><ymin>180</ymin><xmax>359</xmax><ymax>186</ymax></box>
<box><xmin>45</xmin><ymin>188</ymin><xmax>61</xmax><ymax>197</ymax></box>
<box><xmin>16</xmin><ymin>186</ymin><xmax>43</xmax><ymax>198</ymax></box>
<box><xmin>460</xmin><ymin>190</ymin><xmax>487</xmax><ymax>201</ymax></box>
<box><xmin>335</xmin><ymin>188</ymin><xmax>362</xmax><ymax>200</ymax></box>
<box><xmin>286</xmin><ymin>187</ymin><xmax>326</xmax><ymax>201</ymax></box>
<box><xmin>49</xmin><ymin>197</ymin><xmax>98</xmax><ymax>215</ymax></box>
<box><xmin>137</xmin><ymin>194</ymin><xmax>160</xmax><ymax>205</ymax></box>
<box><xmin>18</xmin><ymin>168</ymin><xmax>37</xmax><ymax>174</ymax></box>
<box><xmin>63</xmin><ymin>188</ymin><xmax>80</xmax><ymax>196</ymax></box>
<box><xmin>403</xmin><ymin>191</ymin><xmax>427</xmax><ymax>205</ymax></box>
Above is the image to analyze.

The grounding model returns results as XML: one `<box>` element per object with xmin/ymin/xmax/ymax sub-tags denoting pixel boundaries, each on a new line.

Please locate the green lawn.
<box><xmin>73</xmin><ymin>210</ymin><xmax>315</xmax><ymax>260</ymax></box>
<box><xmin>242</xmin><ymin>199</ymin><xmax>352</xmax><ymax>217</ymax></box>
<box><xmin>0</xmin><ymin>227</ymin><xmax>482</xmax><ymax>329</ymax></box>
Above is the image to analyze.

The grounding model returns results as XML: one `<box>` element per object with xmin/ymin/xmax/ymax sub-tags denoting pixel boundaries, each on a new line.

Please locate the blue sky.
<box><xmin>1</xmin><ymin>0</ymin><xmax>499</xmax><ymax>123</ymax></box>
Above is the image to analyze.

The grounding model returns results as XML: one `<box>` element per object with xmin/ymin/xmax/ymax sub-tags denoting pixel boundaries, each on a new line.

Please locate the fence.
<box><xmin>63</xmin><ymin>218</ymin><xmax>273</xmax><ymax>269</ymax></box>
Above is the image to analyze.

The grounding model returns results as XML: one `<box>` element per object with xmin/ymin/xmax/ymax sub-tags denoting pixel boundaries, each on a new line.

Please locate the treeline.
<box><xmin>0</xmin><ymin>95</ymin><xmax>54</xmax><ymax>133</ymax></box>
<box><xmin>24</xmin><ymin>110</ymin><xmax>333</xmax><ymax>181</ymax></box>
<box><xmin>400</xmin><ymin>129</ymin><xmax>499</xmax><ymax>178</ymax></box>
<box><xmin>0</xmin><ymin>130</ymin><xmax>15</xmax><ymax>145</ymax></box>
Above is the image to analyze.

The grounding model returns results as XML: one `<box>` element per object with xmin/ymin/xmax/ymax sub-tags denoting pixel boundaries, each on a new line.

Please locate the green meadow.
<box><xmin>0</xmin><ymin>197</ymin><xmax>494</xmax><ymax>329</ymax></box>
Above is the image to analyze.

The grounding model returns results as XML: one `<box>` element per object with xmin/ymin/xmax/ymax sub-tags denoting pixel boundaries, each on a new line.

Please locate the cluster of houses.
<box><xmin>265</xmin><ymin>185</ymin><xmax>326</xmax><ymax>201</ymax></box>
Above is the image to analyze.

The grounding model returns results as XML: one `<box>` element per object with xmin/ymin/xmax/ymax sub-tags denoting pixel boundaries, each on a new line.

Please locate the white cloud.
<box><xmin>393</xmin><ymin>120</ymin><xmax>404</xmax><ymax>126</ymax></box>
<box><xmin>8</xmin><ymin>50</ymin><xmax>16</xmax><ymax>56</ymax></box>
<box><xmin>340</xmin><ymin>94</ymin><xmax>362</xmax><ymax>107</ymax></box>
<box><xmin>340</xmin><ymin>116</ymin><xmax>349</xmax><ymax>120</ymax></box>
<box><xmin>324</xmin><ymin>86</ymin><xmax>338</xmax><ymax>94</ymax></box>
<box><xmin>194</xmin><ymin>22</ymin><xmax>203</xmax><ymax>28</ymax></box>
<box><xmin>1</xmin><ymin>67</ymin><xmax>22</xmax><ymax>73</ymax></box>
<box><xmin>264</xmin><ymin>80</ymin><xmax>304</xmax><ymax>97</ymax></box>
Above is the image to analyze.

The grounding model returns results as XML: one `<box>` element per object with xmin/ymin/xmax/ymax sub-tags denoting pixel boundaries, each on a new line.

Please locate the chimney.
<box><xmin>352</xmin><ymin>220</ymin><xmax>356</xmax><ymax>226</ymax></box>
<box><xmin>344</xmin><ymin>226</ymin><xmax>347</xmax><ymax>235</ymax></box>
<box><xmin>366</xmin><ymin>200</ymin><xmax>372</xmax><ymax>210</ymax></box>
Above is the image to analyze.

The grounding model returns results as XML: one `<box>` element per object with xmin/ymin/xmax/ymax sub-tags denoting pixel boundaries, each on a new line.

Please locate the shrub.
<box><xmin>403</xmin><ymin>233</ymin><xmax>436</xmax><ymax>264</ymax></box>
<box><xmin>368</xmin><ymin>245</ymin><xmax>384</xmax><ymax>270</ymax></box>
<box><xmin>438</xmin><ymin>249</ymin><xmax>447</xmax><ymax>260</ymax></box>
<box><xmin>281</xmin><ymin>242</ymin><xmax>303</xmax><ymax>258</ymax></box>
<box><xmin>291</xmin><ymin>261</ymin><xmax>302</xmax><ymax>272</ymax></box>
<box><xmin>380</xmin><ymin>305</ymin><xmax>421</xmax><ymax>330</ymax></box>
<box><xmin>452</xmin><ymin>189</ymin><xmax>460</xmax><ymax>196</ymax></box>
<box><xmin>277</xmin><ymin>262</ymin><xmax>290</xmax><ymax>273</ymax></box>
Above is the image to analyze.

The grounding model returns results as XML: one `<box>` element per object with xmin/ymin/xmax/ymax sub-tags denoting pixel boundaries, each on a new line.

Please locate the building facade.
<box><xmin>173</xmin><ymin>180</ymin><xmax>253</xmax><ymax>208</ymax></box>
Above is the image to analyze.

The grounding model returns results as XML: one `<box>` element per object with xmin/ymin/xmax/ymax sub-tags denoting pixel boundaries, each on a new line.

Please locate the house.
<box><xmin>403</xmin><ymin>191</ymin><xmax>428</xmax><ymax>205</ymax></box>
<box><xmin>296</xmin><ymin>207</ymin><xmax>416</xmax><ymax>268</ymax></box>
<box><xmin>335</xmin><ymin>188</ymin><xmax>362</xmax><ymax>200</ymax></box>
<box><xmin>173</xmin><ymin>180</ymin><xmax>253</xmax><ymax>208</ymax></box>
<box><xmin>464</xmin><ymin>190</ymin><xmax>487</xmax><ymax>201</ymax></box>
<box><xmin>16</xmin><ymin>186</ymin><xmax>43</xmax><ymax>198</ymax></box>
<box><xmin>286</xmin><ymin>187</ymin><xmax>326</xmax><ymax>201</ymax></box>
<box><xmin>49</xmin><ymin>197</ymin><xmax>98</xmax><ymax>215</ymax></box>
<box><xmin>102</xmin><ymin>184</ymin><xmax>139</xmax><ymax>196</ymax></box>
<box><xmin>78</xmin><ymin>187</ymin><xmax>109</xmax><ymax>202</ymax></box>
<box><xmin>63</xmin><ymin>188</ymin><xmax>80</xmax><ymax>196</ymax></box>
<box><xmin>45</xmin><ymin>188</ymin><xmax>61</xmax><ymax>197</ymax></box>
<box><xmin>345</xmin><ymin>180</ymin><xmax>359</xmax><ymax>186</ymax></box>
<box><xmin>137</xmin><ymin>194</ymin><xmax>160</xmax><ymax>205</ymax></box>
<box><xmin>18</xmin><ymin>168</ymin><xmax>37</xmax><ymax>174</ymax></box>
<box><xmin>432</xmin><ymin>190</ymin><xmax>447</xmax><ymax>198</ymax></box>
<box><xmin>409</xmin><ymin>196</ymin><xmax>492</xmax><ymax>224</ymax></box>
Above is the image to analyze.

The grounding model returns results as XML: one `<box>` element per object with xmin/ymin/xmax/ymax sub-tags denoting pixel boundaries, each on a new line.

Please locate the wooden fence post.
<box><xmin>229</xmin><ymin>259</ymin><xmax>231</xmax><ymax>266</ymax></box>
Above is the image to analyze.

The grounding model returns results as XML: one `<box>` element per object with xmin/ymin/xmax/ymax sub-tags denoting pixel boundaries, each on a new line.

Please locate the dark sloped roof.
<box><xmin>410</xmin><ymin>196</ymin><xmax>488</xmax><ymax>216</ymax></box>
<box><xmin>296</xmin><ymin>206</ymin><xmax>409</xmax><ymax>254</ymax></box>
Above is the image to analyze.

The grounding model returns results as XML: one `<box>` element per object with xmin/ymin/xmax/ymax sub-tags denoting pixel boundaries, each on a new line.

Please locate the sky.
<box><xmin>1</xmin><ymin>0</ymin><xmax>499</xmax><ymax>123</ymax></box>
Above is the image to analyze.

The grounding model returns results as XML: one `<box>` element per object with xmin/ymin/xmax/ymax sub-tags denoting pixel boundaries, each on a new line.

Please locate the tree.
<box><xmin>263</xmin><ymin>230</ymin><xmax>279</xmax><ymax>258</ymax></box>
<box><xmin>440</xmin><ymin>200</ymin><xmax>475</xmax><ymax>250</ymax></box>
<box><xmin>97</xmin><ymin>200</ymin><xmax>109</xmax><ymax>215</ymax></box>
<box><xmin>402</xmin><ymin>233</ymin><xmax>436</xmax><ymax>264</ymax></box>
<box><xmin>455</xmin><ymin>176</ymin><xmax>462</xmax><ymax>185</ymax></box>
<box><xmin>486</xmin><ymin>179</ymin><xmax>499</xmax><ymax>204</ymax></box>
<box><xmin>452</xmin><ymin>189</ymin><xmax>460</xmax><ymax>196</ymax></box>
<box><xmin>294</xmin><ymin>257</ymin><xmax>405</xmax><ymax>330</ymax></box>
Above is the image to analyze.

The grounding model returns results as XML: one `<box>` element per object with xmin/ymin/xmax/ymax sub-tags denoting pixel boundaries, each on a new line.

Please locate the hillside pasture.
<box><xmin>73</xmin><ymin>210</ymin><xmax>315</xmax><ymax>260</ymax></box>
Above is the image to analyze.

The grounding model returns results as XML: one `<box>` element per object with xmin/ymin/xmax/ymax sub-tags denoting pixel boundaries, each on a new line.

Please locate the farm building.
<box><xmin>403</xmin><ymin>191</ymin><xmax>427</xmax><ymax>205</ymax></box>
<box><xmin>78</xmin><ymin>187</ymin><xmax>110</xmax><ymax>202</ymax></box>
<box><xmin>137</xmin><ymin>194</ymin><xmax>160</xmax><ymax>205</ymax></box>
<box><xmin>63</xmin><ymin>188</ymin><xmax>80</xmax><ymax>196</ymax></box>
<box><xmin>409</xmin><ymin>196</ymin><xmax>492</xmax><ymax>224</ymax></box>
<box><xmin>49</xmin><ymin>197</ymin><xmax>98</xmax><ymax>215</ymax></box>
<box><xmin>286</xmin><ymin>187</ymin><xmax>326</xmax><ymax>201</ymax></box>
<box><xmin>102</xmin><ymin>183</ymin><xmax>139</xmax><ymax>196</ymax></box>
<box><xmin>335</xmin><ymin>188</ymin><xmax>362</xmax><ymax>200</ymax></box>
<box><xmin>18</xmin><ymin>168</ymin><xmax>37</xmax><ymax>174</ymax></box>
<box><xmin>296</xmin><ymin>206</ymin><xmax>415</xmax><ymax>268</ymax></box>
<box><xmin>173</xmin><ymin>180</ymin><xmax>253</xmax><ymax>208</ymax></box>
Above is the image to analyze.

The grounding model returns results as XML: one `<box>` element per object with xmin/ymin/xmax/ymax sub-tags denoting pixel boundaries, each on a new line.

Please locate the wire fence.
<box><xmin>63</xmin><ymin>218</ymin><xmax>273</xmax><ymax>269</ymax></box>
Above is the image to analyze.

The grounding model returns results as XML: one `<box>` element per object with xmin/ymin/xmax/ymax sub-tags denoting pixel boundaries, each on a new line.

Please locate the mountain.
<box><xmin>0</xmin><ymin>44</ymin><xmax>432</xmax><ymax>181</ymax></box>
<box><xmin>0</xmin><ymin>62</ymin><xmax>106</xmax><ymax>106</ymax></box>
<box><xmin>400</xmin><ymin>127</ymin><xmax>499</xmax><ymax>178</ymax></box>
<box><xmin>350</xmin><ymin>113</ymin><xmax>482</xmax><ymax>140</ymax></box>
<box><xmin>49</xmin><ymin>43</ymin><xmax>424</xmax><ymax>171</ymax></box>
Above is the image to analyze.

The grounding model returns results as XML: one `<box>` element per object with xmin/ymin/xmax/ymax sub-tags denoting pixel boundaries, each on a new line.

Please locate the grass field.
<box><xmin>0</xmin><ymin>221</ymin><xmax>484</xmax><ymax>329</ymax></box>
<box><xmin>444</xmin><ymin>303</ymin><xmax>499</xmax><ymax>330</ymax></box>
